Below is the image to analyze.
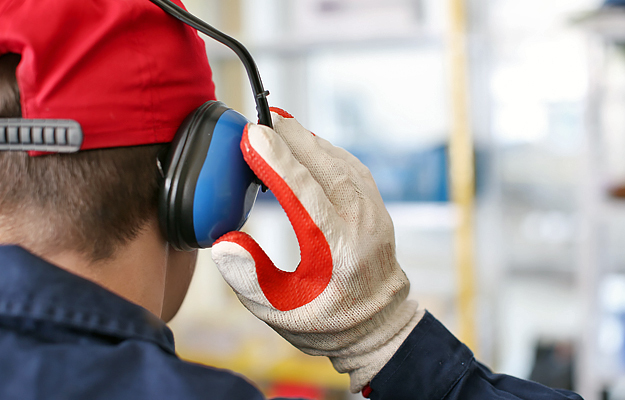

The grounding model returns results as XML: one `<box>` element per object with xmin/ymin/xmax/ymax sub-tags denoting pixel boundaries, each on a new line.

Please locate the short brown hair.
<box><xmin>0</xmin><ymin>53</ymin><xmax>165</xmax><ymax>261</ymax></box>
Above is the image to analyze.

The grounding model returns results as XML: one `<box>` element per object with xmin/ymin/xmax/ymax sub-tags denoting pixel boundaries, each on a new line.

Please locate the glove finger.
<box><xmin>313</xmin><ymin>134</ymin><xmax>384</xmax><ymax>202</ymax></box>
<box><xmin>237</xmin><ymin>127</ymin><xmax>336</xmax><ymax>311</ymax></box>
<box><xmin>269</xmin><ymin>108</ymin><xmax>389</xmax><ymax>231</ymax></box>
<box><xmin>211</xmin><ymin>232</ymin><xmax>273</xmax><ymax>309</ymax></box>
<box><xmin>243</xmin><ymin>122</ymin><xmax>339</xmax><ymax>230</ymax></box>
<box><xmin>271</xmin><ymin>108</ymin><xmax>374</xmax><ymax>182</ymax></box>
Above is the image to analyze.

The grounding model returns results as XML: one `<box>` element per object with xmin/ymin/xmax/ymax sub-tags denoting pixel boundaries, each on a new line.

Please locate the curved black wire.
<box><xmin>149</xmin><ymin>0</ymin><xmax>273</xmax><ymax>128</ymax></box>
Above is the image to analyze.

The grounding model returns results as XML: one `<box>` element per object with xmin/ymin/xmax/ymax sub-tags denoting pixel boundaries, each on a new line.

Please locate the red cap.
<box><xmin>0</xmin><ymin>0</ymin><xmax>216</xmax><ymax>150</ymax></box>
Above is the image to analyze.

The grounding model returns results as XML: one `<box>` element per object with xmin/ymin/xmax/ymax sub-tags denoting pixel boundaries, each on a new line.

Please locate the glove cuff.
<box><xmin>330</xmin><ymin>301</ymin><xmax>425</xmax><ymax>393</ymax></box>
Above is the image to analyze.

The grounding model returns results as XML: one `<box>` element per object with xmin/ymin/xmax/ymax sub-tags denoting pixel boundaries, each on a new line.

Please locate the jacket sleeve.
<box><xmin>368</xmin><ymin>311</ymin><xmax>583</xmax><ymax>400</ymax></box>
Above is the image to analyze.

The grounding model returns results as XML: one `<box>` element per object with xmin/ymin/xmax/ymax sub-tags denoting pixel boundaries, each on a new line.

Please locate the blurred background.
<box><xmin>166</xmin><ymin>0</ymin><xmax>625</xmax><ymax>398</ymax></box>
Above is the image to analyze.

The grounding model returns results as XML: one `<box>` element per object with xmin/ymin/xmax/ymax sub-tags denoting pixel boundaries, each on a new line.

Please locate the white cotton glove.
<box><xmin>211</xmin><ymin>108</ymin><xmax>425</xmax><ymax>394</ymax></box>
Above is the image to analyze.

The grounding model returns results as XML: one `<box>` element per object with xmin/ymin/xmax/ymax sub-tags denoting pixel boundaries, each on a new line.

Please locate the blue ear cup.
<box><xmin>159</xmin><ymin>100</ymin><xmax>260</xmax><ymax>250</ymax></box>
<box><xmin>150</xmin><ymin>0</ymin><xmax>271</xmax><ymax>251</ymax></box>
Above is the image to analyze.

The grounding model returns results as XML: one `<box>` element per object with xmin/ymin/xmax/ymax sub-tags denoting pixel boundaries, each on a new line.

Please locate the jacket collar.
<box><xmin>0</xmin><ymin>245</ymin><xmax>175</xmax><ymax>354</ymax></box>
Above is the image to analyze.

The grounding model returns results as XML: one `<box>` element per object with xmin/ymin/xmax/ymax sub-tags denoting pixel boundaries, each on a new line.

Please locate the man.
<box><xmin>0</xmin><ymin>0</ymin><xmax>584</xmax><ymax>399</ymax></box>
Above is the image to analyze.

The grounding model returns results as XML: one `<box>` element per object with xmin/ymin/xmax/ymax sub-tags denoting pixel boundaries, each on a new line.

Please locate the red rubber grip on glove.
<box><xmin>270</xmin><ymin>107</ymin><xmax>315</xmax><ymax>136</ymax></box>
<box><xmin>269</xmin><ymin>107</ymin><xmax>293</xmax><ymax>119</ymax></box>
<box><xmin>215</xmin><ymin>124</ymin><xmax>333</xmax><ymax>311</ymax></box>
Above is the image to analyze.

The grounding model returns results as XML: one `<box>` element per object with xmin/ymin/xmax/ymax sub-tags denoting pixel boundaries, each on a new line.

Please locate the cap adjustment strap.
<box><xmin>0</xmin><ymin>119</ymin><xmax>83</xmax><ymax>153</ymax></box>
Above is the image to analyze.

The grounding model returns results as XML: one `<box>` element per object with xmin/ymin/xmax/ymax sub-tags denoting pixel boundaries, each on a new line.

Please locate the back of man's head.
<box><xmin>0</xmin><ymin>0</ymin><xmax>217</xmax><ymax>261</ymax></box>
<box><xmin>0</xmin><ymin>53</ymin><xmax>164</xmax><ymax>261</ymax></box>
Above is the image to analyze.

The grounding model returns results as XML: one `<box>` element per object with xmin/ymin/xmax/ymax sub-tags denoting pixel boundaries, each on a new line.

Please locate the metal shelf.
<box><xmin>202</xmin><ymin>31</ymin><xmax>443</xmax><ymax>62</ymax></box>
<box><xmin>577</xmin><ymin>8</ymin><xmax>625</xmax><ymax>398</ymax></box>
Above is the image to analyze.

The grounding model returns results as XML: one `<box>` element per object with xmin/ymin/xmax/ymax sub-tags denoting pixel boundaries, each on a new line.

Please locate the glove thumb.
<box><xmin>212</xmin><ymin>232</ymin><xmax>274</xmax><ymax>309</ymax></box>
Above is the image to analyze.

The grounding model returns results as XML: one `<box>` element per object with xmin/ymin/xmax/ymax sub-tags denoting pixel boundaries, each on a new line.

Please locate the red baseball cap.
<box><xmin>0</xmin><ymin>0</ymin><xmax>216</xmax><ymax>151</ymax></box>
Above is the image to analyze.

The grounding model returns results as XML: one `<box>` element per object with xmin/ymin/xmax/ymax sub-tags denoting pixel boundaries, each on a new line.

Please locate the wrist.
<box><xmin>330</xmin><ymin>302</ymin><xmax>425</xmax><ymax>393</ymax></box>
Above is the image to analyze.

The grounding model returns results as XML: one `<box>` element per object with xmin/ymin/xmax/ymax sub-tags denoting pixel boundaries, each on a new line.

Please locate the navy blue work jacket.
<box><xmin>0</xmin><ymin>245</ymin><xmax>583</xmax><ymax>399</ymax></box>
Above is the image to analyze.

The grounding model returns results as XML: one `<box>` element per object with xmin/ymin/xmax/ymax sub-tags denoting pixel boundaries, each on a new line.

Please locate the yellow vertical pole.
<box><xmin>221</xmin><ymin>0</ymin><xmax>242</xmax><ymax>34</ymax></box>
<box><xmin>217</xmin><ymin>0</ymin><xmax>245</xmax><ymax>113</ymax></box>
<box><xmin>447</xmin><ymin>0</ymin><xmax>478</xmax><ymax>352</ymax></box>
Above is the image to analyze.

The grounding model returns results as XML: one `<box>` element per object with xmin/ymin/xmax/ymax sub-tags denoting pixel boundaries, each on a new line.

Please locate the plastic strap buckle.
<box><xmin>0</xmin><ymin>119</ymin><xmax>83</xmax><ymax>153</ymax></box>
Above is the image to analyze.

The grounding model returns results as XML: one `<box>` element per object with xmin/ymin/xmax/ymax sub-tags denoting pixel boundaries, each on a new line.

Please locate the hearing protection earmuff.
<box><xmin>149</xmin><ymin>0</ymin><xmax>272</xmax><ymax>251</ymax></box>
<box><xmin>158</xmin><ymin>100</ymin><xmax>260</xmax><ymax>251</ymax></box>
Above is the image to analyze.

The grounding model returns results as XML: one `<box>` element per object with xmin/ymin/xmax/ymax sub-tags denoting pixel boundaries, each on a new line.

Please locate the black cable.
<box><xmin>149</xmin><ymin>0</ymin><xmax>273</xmax><ymax>129</ymax></box>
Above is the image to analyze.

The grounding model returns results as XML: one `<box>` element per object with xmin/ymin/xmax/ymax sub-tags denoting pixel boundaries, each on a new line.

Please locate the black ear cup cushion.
<box><xmin>158</xmin><ymin>100</ymin><xmax>228</xmax><ymax>250</ymax></box>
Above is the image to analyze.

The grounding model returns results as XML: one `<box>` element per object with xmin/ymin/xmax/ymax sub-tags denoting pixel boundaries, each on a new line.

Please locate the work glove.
<box><xmin>211</xmin><ymin>108</ymin><xmax>425</xmax><ymax>394</ymax></box>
